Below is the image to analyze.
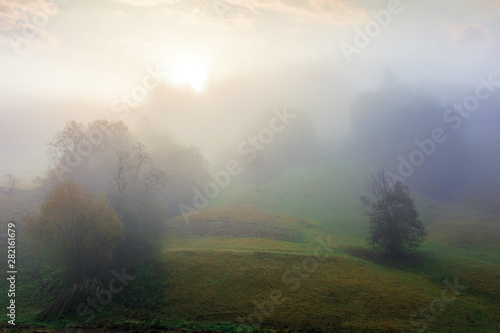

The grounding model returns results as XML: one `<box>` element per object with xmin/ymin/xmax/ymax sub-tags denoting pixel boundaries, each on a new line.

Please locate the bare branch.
<box><xmin>3</xmin><ymin>173</ymin><xmax>20</xmax><ymax>195</ymax></box>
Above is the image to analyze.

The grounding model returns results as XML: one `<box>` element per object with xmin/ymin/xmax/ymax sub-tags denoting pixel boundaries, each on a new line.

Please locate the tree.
<box><xmin>39</xmin><ymin>119</ymin><xmax>169</xmax><ymax>264</ymax></box>
<box><xmin>3</xmin><ymin>173</ymin><xmax>20</xmax><ymax>195</ymax></box>
<box><xmin>109</xmin><ymin>142</ymin><xmax>168</xmax><ymax>265</ymax></box>
<box><xmin>360</xmin><ymin>169</ymin><xmax>426</xmax><ymax>258</ymax></box>
<box><xmin>45</xmin><ymin>119</ymin><xmax>132</xmax><ymax>193</ymax></box>
<box><xmin>24</xmin><ymin>179</ymin><xmax>124</xmax><ymax>318</ymax></box>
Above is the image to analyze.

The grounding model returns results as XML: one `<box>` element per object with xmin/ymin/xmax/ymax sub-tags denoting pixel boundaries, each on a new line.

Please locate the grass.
<box><xmin>156</xmin><ymin>197</ymin><xmax>499</xmax><ymax>331</ymax></box>
<box><xmin>0</xmin><ymin>187</ymin><xmax>43</xmax><ymax>222</ymax></box>
<box><xmin>1</xmin><ymin>154</ymin><xmax>499</xmax><ymax>332</ymax></box>
<box><xmin>167</xmin><ymin>205</ymin><xmax>310</xmax><ymax>242</ymax></box>
<box><xmin>208</xmin><ymin>159</ymin><xmax>369</xmax><ymax>242</ymax></box>
<box><xmin>157</xmin><ymin>249</ymin><xmax>499</xmax><ymax>332</ymax></box>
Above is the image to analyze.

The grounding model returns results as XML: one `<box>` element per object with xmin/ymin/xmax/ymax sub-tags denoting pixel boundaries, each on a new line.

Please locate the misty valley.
<box><xmin>1</xmin><ymin>0</ymin><xmax>500</xmax><ymax>332</ymax></box>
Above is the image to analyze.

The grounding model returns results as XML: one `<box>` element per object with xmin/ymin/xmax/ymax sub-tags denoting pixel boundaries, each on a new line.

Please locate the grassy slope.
<box><xmin>158</xmin><ymin>206</ymin><xmax>499</xmax><ymax>332</ymax></box>
<box><xmin>157</xmin><ymin>155</ymin><xmax>499</xmax><ymax>332</ymax></box>
<box><xmin>1</xmin><ymin>155</ymin><xmax>499</xmax><ymax>332</ymax></box>
<box><xmin>159</xmin><ymin>250</ymin><xmax>498</xmax><ymax>332</ymax></box>
<box><xmin>208</xmin><ymin>159</ymin><xmax>370</xmax><ymax>246</ymax></box>
<box><xmin>0</xmin><ymin>187</ymin><xmax>43</xmax><ymax>222</ymax></box>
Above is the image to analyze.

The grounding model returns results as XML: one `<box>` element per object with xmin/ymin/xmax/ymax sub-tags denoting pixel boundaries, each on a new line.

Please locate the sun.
<box><xmin>162</xmin><ymin>53</ymin><xmax>211</xmax><ymax>93</ymax></box>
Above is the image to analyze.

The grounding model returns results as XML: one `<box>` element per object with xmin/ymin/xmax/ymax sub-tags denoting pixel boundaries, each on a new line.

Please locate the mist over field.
<box><xmin>0</xmin><ymin>1</ymin><xmax>499</xmax><ymax>332</ymax></box>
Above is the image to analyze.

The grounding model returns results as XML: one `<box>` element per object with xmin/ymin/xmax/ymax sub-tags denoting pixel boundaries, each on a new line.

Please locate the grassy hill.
<box><xmin>151</xmin><ymin>155</ymin><xmax>499</xmax><ymax>332</ymax></box>
<box><xmin>1</xmin><ymin>156</ymin><xmax>499</xmax><ymax>332</ymax></box>
<box><xmin>156</xmin><ymin>203</ymin><xmax>499</xmax><ymax>332</ymax></box>
<box><xmin>0</xmin><ymin>186</ymin><xmax>43</xmax><ymax>222</ymax></box>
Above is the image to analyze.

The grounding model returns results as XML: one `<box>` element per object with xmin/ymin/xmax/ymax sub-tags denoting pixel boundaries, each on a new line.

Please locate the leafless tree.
<box><xmin>112</xmin><ymin>150</ymin><xmax>132</xmax><ymax>206</ymax></box>
<box><xmin>109</xmin><ymin>141</ymin><xmax>168</xmax><ymax>265</ymax></box>
<box><xmin>3</xmin><ymin>173</ymin><xmax>20</xmax><ymax>195</ymax></box>
<box><xmin>360</xmin><ymin>168</ymin><xmax>394</xmax><ymax>209</ymax></box>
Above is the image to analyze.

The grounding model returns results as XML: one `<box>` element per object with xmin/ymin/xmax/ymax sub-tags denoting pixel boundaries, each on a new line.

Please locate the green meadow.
<box><xmin>0</xmin><ymin>155</ymin><xmax>499</xmax><ymax>332</ymax></box>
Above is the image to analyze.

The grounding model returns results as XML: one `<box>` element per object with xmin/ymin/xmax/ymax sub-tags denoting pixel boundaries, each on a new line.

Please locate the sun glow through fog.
<box><xmin>163</xmin><ymin>53</ymin><xmax>211</xmax><ymax>93</ymax></box>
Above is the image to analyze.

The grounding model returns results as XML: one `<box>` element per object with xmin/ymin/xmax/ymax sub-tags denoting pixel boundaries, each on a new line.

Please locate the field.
<box><xmin>0</xmin><ymin>155</ymin><xmax>499</xmax><ymax>332</ymax></box>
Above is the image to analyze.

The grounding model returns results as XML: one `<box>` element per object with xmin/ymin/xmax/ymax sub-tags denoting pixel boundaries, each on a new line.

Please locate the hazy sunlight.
<box><xmin>163</xmin><ymin>53</ymin><xmax>211</xmax><ymax>93</ymax></box>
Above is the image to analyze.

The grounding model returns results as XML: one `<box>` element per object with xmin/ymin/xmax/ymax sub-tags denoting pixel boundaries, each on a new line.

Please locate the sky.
<box><xmin>1</xmin><ymin>0</ymin><xmax>499</xmax><ymax>185</ymax></box>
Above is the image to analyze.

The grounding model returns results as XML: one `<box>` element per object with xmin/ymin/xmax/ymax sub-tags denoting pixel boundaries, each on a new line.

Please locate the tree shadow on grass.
<box><xmin>340</xmin><ymin>245</ymin><xmax>431</xmax><ymax>270</ymax></box>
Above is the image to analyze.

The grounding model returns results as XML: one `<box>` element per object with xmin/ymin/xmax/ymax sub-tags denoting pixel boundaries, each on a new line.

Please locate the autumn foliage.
<box><xmin>24</xmin><ymin>179</ymin><xmax>124</xmax><ymax>282</ymax></box>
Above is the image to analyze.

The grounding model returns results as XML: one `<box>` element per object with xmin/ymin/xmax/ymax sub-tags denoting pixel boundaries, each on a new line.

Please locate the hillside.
<box><xmin>159</xmin><ymin>201</ymin><xmax>500</xmax><ymax>332</ymax></box>
<box><xmin>1</xmin><ymin>157</ymin><xmax>499</xmax><ymax>332</ymax></box>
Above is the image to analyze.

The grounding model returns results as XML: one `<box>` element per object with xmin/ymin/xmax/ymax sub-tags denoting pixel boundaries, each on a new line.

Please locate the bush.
<box><xmin>24</xmin><ymin>179</ymin><xmax>124</xmax><ymax>318</ymax></box>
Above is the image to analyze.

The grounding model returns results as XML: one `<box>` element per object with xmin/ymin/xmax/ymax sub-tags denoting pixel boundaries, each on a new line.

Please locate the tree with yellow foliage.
<box><xmin>24</xmin><ymin>179</ymin><xmax>124</xmax><ymax>318</ymax></box>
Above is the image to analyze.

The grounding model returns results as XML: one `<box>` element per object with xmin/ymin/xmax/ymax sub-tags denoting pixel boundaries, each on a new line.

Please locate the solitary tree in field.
<box><xmin>24</xmin><ymin>179</ymin><xmax>124</xmax><ymax>318</ymax></box>
<box><xmin>360</xmin><ymin>169</ymin><xmax>426</xmax><ymax>258</ymax></box>
<box><xmin>3</xmin><ymin>173</ymin><xmax>20</xmax><ymax>195</ymax></box>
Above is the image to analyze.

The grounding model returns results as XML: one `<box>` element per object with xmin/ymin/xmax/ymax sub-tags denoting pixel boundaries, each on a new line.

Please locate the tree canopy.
<box><xmin>24</xmin><ymin>179</ymin><xmax>124</xmax><ymax>282</ymax></box>
<box><xmin>360</xmin><ymin>169</ymin><xmax>427</xmax><ymax>258</ymax></box>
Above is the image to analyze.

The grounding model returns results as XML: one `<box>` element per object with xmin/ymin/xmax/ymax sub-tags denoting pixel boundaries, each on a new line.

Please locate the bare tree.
<box><xmin>112</xmin><ymin>150</ymin><xmax>132</xmax><ymax>207</ymax></box>
<box><xmin>110</xmin><ymin>142</ymin><xmax>167</xmax><ymax>205</ymax></box>
<box><xmin>362</xmin><ymin>168</ymin><xmax>393</xmax><ymax>204</ymax></box>
<box><xmin>3</xmin><ymin>173</ymin><xmax>20</xmax><ymax>195</ymax></box>
<box><xmin>109</xmin><ymin>141</ymin><xmax>168</xmax><ymax>265</ymax></box>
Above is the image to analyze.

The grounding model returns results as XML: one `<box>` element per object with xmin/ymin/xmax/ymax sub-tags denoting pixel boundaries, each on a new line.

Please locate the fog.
<box><xmin>1</xmin><ymin>0</ymin><xmax>500</xmax><ymax>200</ymax></box>
<box><xmin>2</xmin><ymin>1</ymin><xmax>500</xmax><ymax>331</ymax></box>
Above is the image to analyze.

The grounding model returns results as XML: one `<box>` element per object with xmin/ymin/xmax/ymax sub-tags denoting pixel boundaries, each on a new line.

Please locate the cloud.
<box><xmin>244</xmin><ymin>0</ymin><xmax>368</xmax><ymax>25</ymax></box>
<box><xmin>0</xmin><ymin>0</ymin><xmax>63</xmax><ymax>53</ymax></box>
<box><xmin>108</xmin><ymin>0</ymin><xmax>368</xmax><ymax>28</ymax></box>
<box><xmin>112</xmin><ymin>0</ymin><xmax>179</xmax><ymax>5</ymax></box>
